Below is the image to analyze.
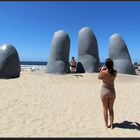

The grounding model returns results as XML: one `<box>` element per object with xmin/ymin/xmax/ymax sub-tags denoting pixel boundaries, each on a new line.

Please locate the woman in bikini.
<box><xmin>98</xmin><ymin>58</ymin><xmax>117</xmax><ymax>129</ymax></box>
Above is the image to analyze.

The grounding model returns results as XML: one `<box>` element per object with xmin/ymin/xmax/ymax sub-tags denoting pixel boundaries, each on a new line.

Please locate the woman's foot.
<box><xmin>107</xmin><ymin>124</ymin><xmax>114</xmax><ymax>129</ymax></box>
<box><xmin>110</xmin><ymin>124</ymin><xmax>114</xmax><ymax>129</ymax></box>
<box><xmin>107</xmin><ymin>125</ymin><xmax>111</xmax><ymax>128</ymax></box>
<box><xmin>105</xmin><ymin>124</ymin><xmax>109</xmax><ymax>128</ymax></box>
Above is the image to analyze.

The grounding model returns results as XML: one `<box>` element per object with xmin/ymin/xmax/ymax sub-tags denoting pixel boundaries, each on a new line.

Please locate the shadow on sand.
<box><xmin>74</xmin><ymin>74</ymin><xmax>83</xmax><ymax>78</ymax></box>
<box><xmin>114</xmin><ymin>121</ymin><xmax>140</xmax><ymax>131</ymax></box>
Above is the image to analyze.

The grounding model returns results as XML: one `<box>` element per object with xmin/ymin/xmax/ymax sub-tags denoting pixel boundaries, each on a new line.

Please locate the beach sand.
<box><xmin>0</xmin><ymin>71</ymin><xmax>140</xmax><ymax>137</ymax></box>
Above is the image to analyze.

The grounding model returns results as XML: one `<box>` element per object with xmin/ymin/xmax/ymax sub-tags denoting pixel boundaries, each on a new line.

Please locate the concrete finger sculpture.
<box><xmin>77</xmin><ymin>27</ymin><xmax>100</xmax><ymax>73</ymax></box>
<box><xmin>109</xmin><ymin>33</ymin><xmax>135</xmax><ymax>75</ymax></box>
<box><xmin>0</xmin><ymin>44</ymin><xmax>21</xmax><ymax>78</ymax></box>
<box><xmin>46</xmin><ymin>30</ymin><xmax>70</xmax><ymax>74</ymax></box>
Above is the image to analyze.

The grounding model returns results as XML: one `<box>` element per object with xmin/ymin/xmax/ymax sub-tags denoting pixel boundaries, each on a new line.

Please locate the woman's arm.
<box><xmin>98</xmin><ymin>69</ymin><xmax>108</xmax><ymax>79</ymax></box>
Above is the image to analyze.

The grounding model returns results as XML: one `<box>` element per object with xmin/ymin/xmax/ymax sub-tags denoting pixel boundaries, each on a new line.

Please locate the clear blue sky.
<box><xmin>0</xmin><ymin>1</ymin><xmax>140</xmax><ymax>62</ymax></box>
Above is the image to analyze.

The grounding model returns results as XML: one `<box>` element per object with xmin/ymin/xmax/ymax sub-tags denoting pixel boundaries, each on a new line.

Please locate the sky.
<box><xmin>0</xmin><ymin>1</ymin><xmax>140</xmax><ymax>62</ymax></box>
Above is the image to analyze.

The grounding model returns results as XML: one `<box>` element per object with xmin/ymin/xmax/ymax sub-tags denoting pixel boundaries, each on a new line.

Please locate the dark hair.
<box><xmin>105</xmin><ymin>58</ymin><xmax>117</xmax><ymax>76</ymax></box>
<box><xmin>72</xmin><ymin>56</ymin><xmax>74</xmax><ymax>59</ymax></box>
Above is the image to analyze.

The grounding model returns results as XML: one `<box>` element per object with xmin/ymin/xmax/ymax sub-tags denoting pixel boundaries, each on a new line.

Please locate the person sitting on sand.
<box><xmin>70</xmin><ymin>56</ymin><xmax>77</xmax><ymax>73</ymax></box>
<box><xmin>98</xmin><ymin>58</ymin><xmax>117</xmax><ymax>129</ymax></box>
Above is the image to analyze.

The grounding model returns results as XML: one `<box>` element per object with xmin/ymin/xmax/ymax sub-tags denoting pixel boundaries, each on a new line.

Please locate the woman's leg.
<box><xmin>108</xmin><ymin>97</ymin><xmax>115</xmax><ymax>129</ymax></box>
<box><xmin>101</xmin><ymin>98</ymin><xmax>109</xmax><ymax>128</ymax></box>
<box><xmin>72</xmin><ymin>67</ymin><xmax>75</xmax><ymax>73</ymax></box>
<box><xmin>71</xmin><ymin>67</ymin><xmax>74</xmax><ymax>73</ymax></box>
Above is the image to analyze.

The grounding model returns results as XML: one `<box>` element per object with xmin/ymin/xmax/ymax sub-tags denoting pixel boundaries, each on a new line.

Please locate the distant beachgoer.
<box><xmin>70</xmin><ymin>57</ymin><xmax>76</xmax><ymax>73</ymax></box>
<box><xmin>98</xmin><ymin>58</ymin><xmax>117</xmax><ymax>129</ymax></box>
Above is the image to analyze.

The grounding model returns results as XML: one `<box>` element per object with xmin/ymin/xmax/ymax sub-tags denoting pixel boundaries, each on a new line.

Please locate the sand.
<box><xmin>0</xmin><ymin>71</ymin><xmax>140</xmax><ymax>137</ymax></box>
